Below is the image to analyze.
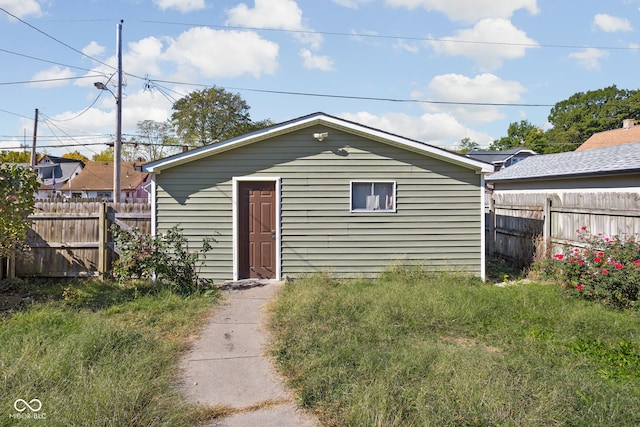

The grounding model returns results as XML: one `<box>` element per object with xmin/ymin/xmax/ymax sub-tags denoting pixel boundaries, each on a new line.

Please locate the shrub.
<box><xmin>111</xmin><ymin>225</ymin><xmax>215</xmax><ymax>294</ymax></box>
<box><xmin>544</xmin><ymin>227</ymin><xmax>640</xmax><ymax>309</ymax></box>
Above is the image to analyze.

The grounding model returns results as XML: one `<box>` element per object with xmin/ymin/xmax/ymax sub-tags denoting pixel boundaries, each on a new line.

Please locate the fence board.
<box><xmin>489</xmin><ymin>191</ymin><xmax>640</xmax><ymax>268</ymax></box>
<box><xmin>16</xmin><ymin>200</ymin><xmax>150</xmax><ymax>278</ymax></box>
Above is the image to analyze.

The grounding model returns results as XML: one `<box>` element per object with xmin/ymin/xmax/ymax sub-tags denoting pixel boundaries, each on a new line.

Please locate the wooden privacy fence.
<box><xmin>488</xmin><ymin>192</ymin><xmax>640</xmax><ymax>268</ymax></box>
<box><xmin>12</xmin><ymin>199</ymin><xmax>151</xmax><ymax>278</ymax></box>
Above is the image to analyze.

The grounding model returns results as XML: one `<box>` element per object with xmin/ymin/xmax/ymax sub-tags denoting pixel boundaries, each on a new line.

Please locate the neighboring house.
<box><xmin>486</xmin><ymin>142</ymin><xmax>640</xmax><ymax>191</ymax></box>
<box><xmin>576</xmin><ymin>119</ymin><xmax>640</xmax><ymax>151</ymax></box>
<box><xmin>59</xmin><ymin>161</ymin><xmax>150</xmax><ymax>200</ymax></box>
<box><xmin>466</xmin><ymin>148</ymin><xmax>537</xmax><ymax>171</ymax></box>
<box><xmin>35</xmin><ymin>155</ymin><xmax>84</xmax><ymax>198</ymax></box>
<box><xmin>143</xmin><ymin>112</ymin><xmax>494</xmax><ymax>283</ymax></box>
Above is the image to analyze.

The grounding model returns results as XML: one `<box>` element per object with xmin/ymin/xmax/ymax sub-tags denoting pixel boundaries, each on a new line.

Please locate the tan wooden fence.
<box><xmin>487</xmin><ymin>191</ymin><xmax>640</xmax><ymax>268</ymax></box>
<box><xmin>8</xmin><ymin>199</ymin><xmax>151</xmax><ymax>278</ymax></box>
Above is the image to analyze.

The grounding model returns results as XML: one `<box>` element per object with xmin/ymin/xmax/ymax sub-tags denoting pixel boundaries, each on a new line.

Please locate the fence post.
<box><xmin>488</xmin><ymin>194</ymin><xmax>495</xmax><ymax>258</ymax></box>
<box><xmin>543</xmin><ymin>198</ymin><xmax>552</xmax><ymax>258</ymax></box>
<box><xmin>98</xmin><ymin>202</ymin><xmax>107</xmax><ymax>278</ymax></box>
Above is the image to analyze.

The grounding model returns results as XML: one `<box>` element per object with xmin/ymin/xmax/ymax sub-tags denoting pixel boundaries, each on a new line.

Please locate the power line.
<box><xmin>0</xmin><ymin>47</ymin><xmax>107</xmax><ymax>74</ymax></box>
<box><xmin>149</xmin><ymin>78</ymin><xmax>555</xmax><ymax>107</ymax></box>
<box><xmin>139</xmin><ymin>20</ymin><xmax>640</xmax><ymax>51</ymax></box>
<box><xmin>0</xmin><ymin>74</ymin><xmax>106</xmax><ymax>86</ymax></box>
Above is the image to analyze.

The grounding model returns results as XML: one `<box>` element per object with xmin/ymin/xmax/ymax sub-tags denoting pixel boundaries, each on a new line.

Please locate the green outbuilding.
<box><xmin>143</xmin><ymin>112</ymin><xmax>494</xmax><ymax>282</ymax></box>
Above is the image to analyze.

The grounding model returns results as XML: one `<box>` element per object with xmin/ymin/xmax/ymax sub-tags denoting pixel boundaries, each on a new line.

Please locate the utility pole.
<box><xmin>30</xmin><ymin>108</ymin><xmax>38</xmax><ymax>168</ymax></box>
<box><xmin>114</xmin><ymin>19</ymin><xmax>123</xmax><ymax>203</ymax></box>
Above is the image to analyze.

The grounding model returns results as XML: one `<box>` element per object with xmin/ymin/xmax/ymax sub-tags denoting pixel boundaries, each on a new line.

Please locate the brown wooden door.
<box><xmin>239</xmin><ymin>181</ymin><xmax>276</xmax><ymax>279</ymax></box>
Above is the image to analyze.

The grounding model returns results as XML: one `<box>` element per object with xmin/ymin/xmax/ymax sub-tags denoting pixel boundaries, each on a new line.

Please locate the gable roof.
<box><xmin>577</xmin><ymin>124</ymin><xmax>640</xmax><ymax>151</ymax></box>
<box><xmin>466</xmin><ymin>148</ymin><xmax>536</xmax><ymax>165</ymax></box>
<box><xmin>61</xmin><ymin>161</ymin><xmax>148</xmax><ymax>191</ymax></box>
<box><xmin>143</xmin><ymin>112</ymin><xmax>494</xmax><ymax>174</ymax></box>
<box><xmin>486</xmin><ymin>142</ymin><xmax>640</xmax><ymax>182</ymax></box>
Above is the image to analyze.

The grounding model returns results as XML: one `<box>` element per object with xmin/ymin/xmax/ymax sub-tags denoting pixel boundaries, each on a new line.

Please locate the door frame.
<box><xmin>232</xmin><ymin>177</ymin><xmax>281</xmax><ymax>281</ymax></box>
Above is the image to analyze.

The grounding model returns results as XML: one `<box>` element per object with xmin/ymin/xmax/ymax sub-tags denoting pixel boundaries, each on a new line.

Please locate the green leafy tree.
<box><xmin>92</xmin><ymin>147</ymin><xmax>114</xmax><ymax>161</ymax></box>
<box><xmin>0</xmin><ymin>164</ymin><xmax>39</xmax><ymax>258</ymax></box>
<box><xmin>0</xmin><ymin>151</ymin><xmax>32</xmax><ymax>163</ymax></box>
<box><xmin>171</xmin><ymin>86</ymin><xmax>271</xmax><ymax>147</ymax></box>
<box><xmin>62</xmin><ymin>151</ymin><xmax>89</xmax><ymax>162</ymax></box>
<box><xmin>545</xmin><ymin>85</ymin><xmax>640</xmax><ymax>151</ymax></box>
<box><xmin>490</xmin><ymin>120</ymin><xmax>546</xmax><ymax>152</ymax></box>
<box><xmin>457</xmin><ymin>137</ymin><xmax>480</xmax><ymax>154</ymax></box>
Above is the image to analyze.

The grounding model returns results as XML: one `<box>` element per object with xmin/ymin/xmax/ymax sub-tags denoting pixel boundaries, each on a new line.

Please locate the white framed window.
<box><xmin>350</xmin><ymin>181</ymin><xmax>396</xmax><ymax>212</ymax></box>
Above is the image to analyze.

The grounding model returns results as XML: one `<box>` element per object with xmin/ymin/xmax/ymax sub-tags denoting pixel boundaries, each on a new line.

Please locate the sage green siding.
<box><xmin>155</xmin><ymin>126</ymin><xmax>482</xmax><ymax>281</ymax></box>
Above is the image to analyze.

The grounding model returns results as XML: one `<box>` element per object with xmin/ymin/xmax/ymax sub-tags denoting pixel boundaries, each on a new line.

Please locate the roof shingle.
<box><xmin>486</xmin><ymin>142</ymin><xmax>640</xmax><ymax>181</ymax></box>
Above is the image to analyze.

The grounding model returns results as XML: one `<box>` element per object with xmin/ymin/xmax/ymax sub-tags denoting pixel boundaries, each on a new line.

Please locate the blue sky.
<box><xmin>1</xmin><ymin>0</ymin><xmax>639</xmax><ymax>158</ymax></box>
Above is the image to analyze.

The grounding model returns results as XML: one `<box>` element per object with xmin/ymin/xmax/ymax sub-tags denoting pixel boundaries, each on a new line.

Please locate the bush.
<box><xmin>111</xmin><ymin>225</ymin><xmax>215</xmax><ymax>294</ymax></box>
<box><xmin>541</xmin><ymin>227</ymin><xmax>640</xmax><ymax>309</ymax></box>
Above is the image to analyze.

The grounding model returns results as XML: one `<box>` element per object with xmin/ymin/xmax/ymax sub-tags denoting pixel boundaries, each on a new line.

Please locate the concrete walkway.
<box><xmin>179</xmin><ymin>280</ymin><xmax>320</xmax><ymax>427</ymax></box>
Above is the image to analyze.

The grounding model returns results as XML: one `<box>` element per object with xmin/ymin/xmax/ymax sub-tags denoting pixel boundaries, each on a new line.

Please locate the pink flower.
<box><xmin>578</xmin><ymin>260</ymin><xmax>585</xmax><ymax>265</ymax></box>
<box><xmin>554</xmin><ymin>254</ymin><xmax>564</xmax><ymax>260</ymax></box>
<box><xmin>581</xmin><ymin>226</ymin><xmax>587</xmax><ymax>231</ymax></box>
<box><xmin>576</xmin><ymin>285</ymin><xmax>583</xmax><ymax>291</ymax></box>
<box><xmin>605</xmin><ymin>237</ymin><xmax>610</xmax><ymax>242</ymax></box>
<box><xmin>594</xmin><ymin>257</ymin><xmax>601</xmax><ymax>263</ymax></box>
<box><xmin>602</xmin><ymin>269</ymin><xmax>609</xmax><ymax>275</ymax></box>
<box><xmin>614</xmin><ymin>263</ymin><xmax>623</xmax><ymax>269</ymax></box>
<box><xmin>570</xmin><ymin>258</ymin><xmax>575</xmax><ymax>263</ymax></box>
<box><xmin>598</xmin><ymin>252</ymin><xmax>604</xmax><ymax>257</ymax></box>
<box><xmin>634</xmin><ymin>260</ymin><xmax>640</xmax><ymax>265</ymax></box>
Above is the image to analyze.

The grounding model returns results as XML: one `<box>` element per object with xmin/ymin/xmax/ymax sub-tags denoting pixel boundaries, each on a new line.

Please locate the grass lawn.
<box><xmin>269</xmin><ymin>270</ymin><xmax>640</xmax><ymax>426</ymax></box>
<box><xmin>0</xmin><ymin>279</ymin><xmax>225</xmax><ymax>427</ymax></box>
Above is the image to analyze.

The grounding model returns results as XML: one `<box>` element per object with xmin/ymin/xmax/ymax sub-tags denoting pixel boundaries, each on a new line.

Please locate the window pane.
<box><xmin>352</xmin><ymin>182</ymin><xmax>371</xmax><ymax>210</ymax></box>
<box><xmin>374</xmin><ymin>183</ymin><xmax>394</xmax><ymax>210</ymax></box>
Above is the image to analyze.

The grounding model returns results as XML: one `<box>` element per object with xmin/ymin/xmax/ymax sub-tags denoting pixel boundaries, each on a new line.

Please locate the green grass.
<box><xmin>0</xmin><ymin>279</ymin><xmax>224</xmax><ymax>427</ymax></box>
<box><xmin>269</xmin><ymin>270</ymin><xmax>640</xmax><ymax>426</ymax></box>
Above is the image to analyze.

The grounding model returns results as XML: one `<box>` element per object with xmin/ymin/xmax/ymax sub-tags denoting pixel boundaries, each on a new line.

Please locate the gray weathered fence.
<box><xmin>488</xmin><ymin>191</ymin><xmax>640</xmax><ymax>268</ymax></box>
<box><xmin>12</xmin><ymin>199</ymin><xmax>151</xmax><ymax>278</ymax></box>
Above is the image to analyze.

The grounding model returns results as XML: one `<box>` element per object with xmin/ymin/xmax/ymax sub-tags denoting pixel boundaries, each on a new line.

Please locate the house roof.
<box><xmin>466</xmin><ymin>148</ymin><xmax>536</xmax><ymax>165</ymax></box>
<box><xmin>143</xmin><ymin>112</ymin><xmax>494</xmax><ymax>174</ymax></box>
<box><xmin>577</xmin><ymin>124</ymin><xmax>640</xmax><ymax>151</ymax></box>
<box><xmin>61</xmin><ymin>161</ymin><xmax>148</xmax><ymax>191</ymax></box>
<box><xmin>486</xmin><ymin>142</ymin><xmax>640</xmax><ymax>182</ymax></box>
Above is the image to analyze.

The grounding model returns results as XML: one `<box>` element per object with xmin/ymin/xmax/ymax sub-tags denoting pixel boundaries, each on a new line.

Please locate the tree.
<box><xmin>92</xmin><ymin>147</ymin><xmax>114</xmax><ymax>161</ymax></box>
<box><xmin>171</xmin><ymin>86</ymin><xmax>271</xmax><ymax>147</ymax></box>
<box><xmin>62</xmin><ymin>151</ymin><xmax>89</xmax><ymax>162</ymax></box>
<box><xmin>0</xmin><ymin>163</ymin><xmax>39</xmax><ymax>258</ymax></box>
<box><xmin>0</xmin><ymin>150</ymin><xmax>31</xmax><ymax>163</ymax></box>
<box><xmin>127</xmin><ymin>120</ymin><xmax>179</xmax><ymax>161</ymax></box>
<box><xmin>546</xmin><ymin>85</ymin><xmax>640</xmax><ymax>151</ymax></box>
<box><xmin>490</xmin><ymin>120</ymin><xmax>546</xmax><ymax>152</ymax></box>
<box><xmin>457</xmin><ymin>137</ymin><xmax>479</xmax><ymax>154</ymax></box>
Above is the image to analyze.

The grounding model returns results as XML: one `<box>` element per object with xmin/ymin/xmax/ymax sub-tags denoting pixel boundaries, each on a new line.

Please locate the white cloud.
<box><xmin>427</xmin><ymin>18</ymin><xmax>538</xmax><ymax>71</ymax></box>
<box><xmin>226</xmin><ymin>0</ymin><xmax>323</xmax><ymax>49</ymax></box>
<box><xmin>125</xmin><ymin>37</ymin><xmax>164</xmax><ymax>77</ymax></box>
<box><xmin>0</xmin><ymin>0</ymin><xmax>42</xmax><ymax>18</ymax></box>
<box><xmin>299</xmin><ymin>48</ymin><xmax>335</xmax><ymax>71</ymax></box>
<box><xmin>385</xmin><ymin>0</ymin><xmax>538</xmax><ymax>23</ymax></box>
<box><xmin>82</xmin><ymin>41</ymin><xmax>106</xmax><ymax>57</ymax></box>
<box><xmin>339</xmin><ymin>111</ymin><xmax>494</xmax><ymax>148</ymax></box>
<box><xmin>153</xmin><ymin>0</ymin><xmax>205</xmax><ymax>13</ymax></box>
<box><xmin>331</xmin><ymin>0</ymin><xmax>374</xmax><ymax>9</ymax></box>
<box><xmin>27</xmin><ymin>66</ymin><xmax>76</xmax><ymax>88</ymax></box>
<box><xmin>163</xmin><ymin>27</ymin><xmax>279</xmax><ymax>78</ymax></box>
<box><xmin>422</xmin><ymin>73</ymin><xmax>527</xmax><ymax>123</ymax></box>
<box><xmin>569</xmin><ymin>48</ymin><xmax>609</xmax><ymax>70</ymax></box>
<box><xmin>394</xmin><ymin>39</ymin><xmax>420</xmax><ymax>53</ymax></box>
<box><xmin>593</xmin><ymin>13</ymin><xmax>633</xmax><ymax>32</ymax></box>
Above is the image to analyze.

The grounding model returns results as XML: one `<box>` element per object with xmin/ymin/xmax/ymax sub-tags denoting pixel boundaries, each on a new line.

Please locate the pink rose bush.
<box><xmin>548</xmin><ymin>228</ymin><xmax>640</xmax><ymax>309</ymax></box>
